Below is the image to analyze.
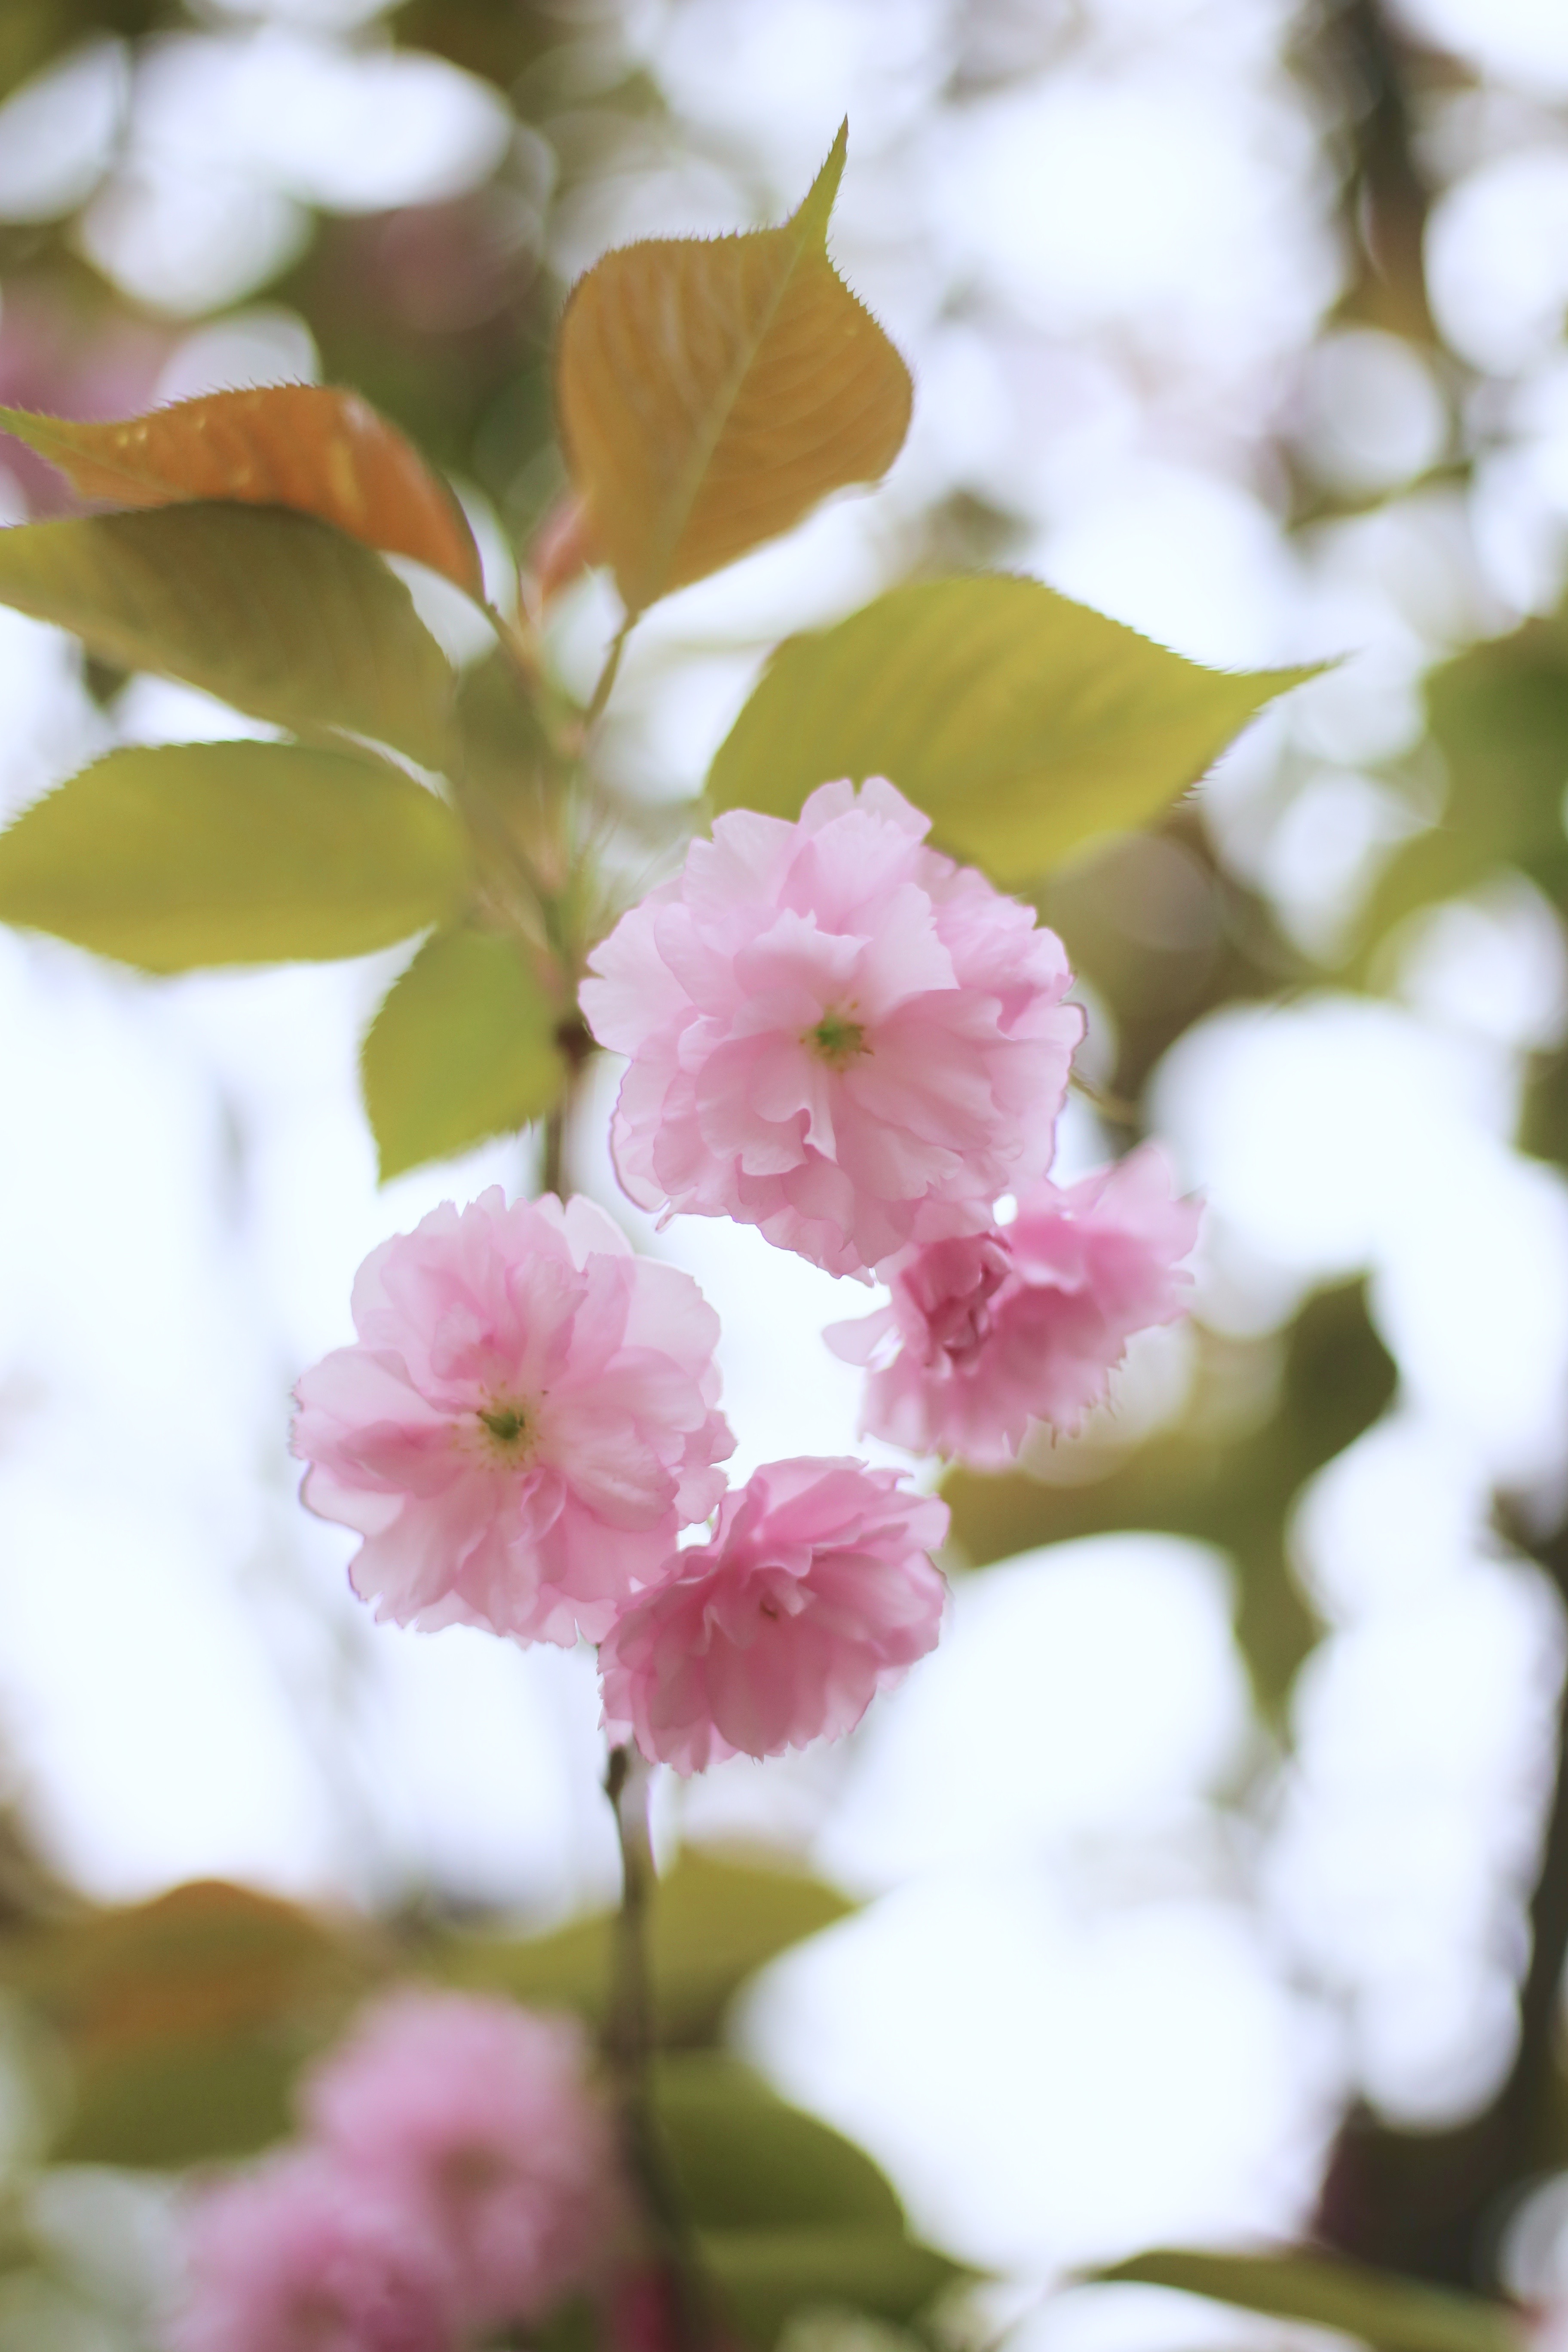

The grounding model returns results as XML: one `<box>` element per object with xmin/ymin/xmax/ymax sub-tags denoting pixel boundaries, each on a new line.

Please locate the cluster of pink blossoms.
<box><xmin>582</xmin><ymin>777</ymin><xmax>1199</xmax><ymax>1465</ymax></box>
<box><xmin>291</xmin><ymin>778</ymin><xmax>1198</xmax><ymax>1774</ymax></box>
<box><xmin>173</xmin><ymin>1989</ymin><xmax>620</xmax><ymax>2352</ymax></box>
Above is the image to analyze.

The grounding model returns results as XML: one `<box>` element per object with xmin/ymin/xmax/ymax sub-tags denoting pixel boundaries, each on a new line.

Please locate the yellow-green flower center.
<box><xmin>476</xmin><ymin>1403</ymin><xmax>530</xmax><ymax>1451</ymax></box>
<box><xmin>806</xmin><ymin>1011</ymin><xmax>868</xmax><ymax>1069</ymax></box>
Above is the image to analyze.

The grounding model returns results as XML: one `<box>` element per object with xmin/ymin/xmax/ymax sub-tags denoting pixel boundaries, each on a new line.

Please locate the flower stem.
<box><xmin>542</xmin><ymin>1103</ymin><xmax>567</xmax><ymax>1200</ymax></box>
<box><xmin>603</xmin><ymin>1744</ymin><xmax>713</xmax><ymax>2352</ymax></box>
<box><xmin>585</xmin><ymin>616</ymin><xmax>634</xmax><ymax>732</ymax></box>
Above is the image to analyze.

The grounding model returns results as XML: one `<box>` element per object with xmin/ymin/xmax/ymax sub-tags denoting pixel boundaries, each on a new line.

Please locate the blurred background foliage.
<box><xmin>0</xmin><ymin>0</ymin><xmax>1564</xmax><ymax>2348</ymax></box>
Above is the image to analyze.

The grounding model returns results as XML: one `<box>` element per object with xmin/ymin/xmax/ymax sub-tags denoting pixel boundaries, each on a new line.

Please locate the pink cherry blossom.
<box><xmin>598</xmin><ymin>1458</ymin><xmax>949</xmax><ymax>1774</ymax></box>
<box><xmin>301</xmin><ymin>1989</ymin><xmax>622</xmax><ymax>2334</ymax></box>
<box><xmin>172</xmin><ymin>2153</ymin><xmax>458</xmax><ymax>2352</ymax></box>
<box><xmin>579</xmin><ymin>779</ymin><xmax>1084</xmax><ymax>1279</ymax></box>
<box><xmin>827</xmin><ymin>1142</ymin><xmax>1200</xmax><ymax>1466</ymax></box>
<box><xmin>292</xmin><ymin>1189</ymin><xmax>733</xmax><ymax>1645</ymax></box>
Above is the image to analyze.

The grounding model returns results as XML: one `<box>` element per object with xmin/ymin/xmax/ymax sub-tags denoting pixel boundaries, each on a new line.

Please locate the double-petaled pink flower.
<box><xmin>172</xmin><ymin>2153</ymin><xmax>460</xmax><ymax>2352</ymax></box>
<box><xmin>302</xmin><ymin>1991</ymin><xmax>622</xmax><ymax>2334</ymax></box>
<box><xmin>599</xmin><ymin>1457</ymin><xmax>949</xmax><ymax>1774</ymax></box>
<box><xmin>291</xmin><ymin>1189</ymin><xmax>733</xmax><ymax>1645</ymax></box>
<box><xmin>579</xmin><ymin>779</ymin><xmax>1083</xmax><ymax>1279</ymax></box>
<box><xmin>828</xmin><ymin>1143</ymin><xmax>1200</xmax><ymax>1466</ymax></box>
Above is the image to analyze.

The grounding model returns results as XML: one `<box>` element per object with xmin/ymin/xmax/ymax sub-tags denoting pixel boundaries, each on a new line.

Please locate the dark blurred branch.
<box><xmin>1314</xmin><ymin>1515</ymin><xmax>1568</xmax><ymax>2288</ymax></box>
<box><xmin>1302</xmin><ymin>0</ymin><xmax>1443</xmax><ymax>345</ymax></box>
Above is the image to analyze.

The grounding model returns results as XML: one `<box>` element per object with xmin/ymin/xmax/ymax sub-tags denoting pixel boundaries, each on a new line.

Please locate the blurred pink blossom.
<box><xmin>598</xmin><ymin>1457</ymin><xmax>949</xmax><ymax>1773</ymax></box>
<box><xmin>302</xmin><ymin>1989</ymin><xmax>622</xmax><ymax>2334</ymax></box>
<box><xmin>292</xmin><ymin>1190</ymin><xmax>732</xmax><ymax>1645</ymax></box>
<box><xmin>172</xmin><ymin>2151</ymin><xmax>459</xmax><ymax>2352</ymax></box>
<box><xmin>827</xmin><ymin>1142</ymin><xmax>1200</xmax><ymax>1465</ymax></box>
<box><xmin>580</xmin><ymin>779</ymin><xmax>1083</xmax><ymax>1278</ymax></box>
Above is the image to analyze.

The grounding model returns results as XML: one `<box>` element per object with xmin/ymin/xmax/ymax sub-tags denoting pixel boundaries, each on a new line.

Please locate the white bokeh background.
<box><xmin>1</xmin><ymin>0</ymin><xmax>1568</xmax><ymax>2338</ymax></box>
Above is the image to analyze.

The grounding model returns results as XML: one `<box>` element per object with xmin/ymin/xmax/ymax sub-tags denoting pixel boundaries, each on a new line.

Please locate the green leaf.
<box><xmin>0</xmin><ymin>505</ymin><xmax>455</xmax><ymax>766</ymax></box>
<box><xmin>656</xmin><ymin>2054</ymin><xmax>962</xmax><ymax>2343</ymax></box>
<box><xmin>708</xmin><ymin>576</ymin><xmax>1318</xmax><ymax>885</ymax></box>
<box><xmin>434</xmin><ymin>1849</ymin><xmax>852</xmax><ymax>2047</ymax></box>
<box><xmin>944</xmin><ymin>1280</ymin><xmax>1397</xmax><ymax>1719</ymax></box>
<box><xmin>699</xmin><ymin>2228</ymin><xmax>957</xmax><ymax>2346</ymax></box>
<box><xmin>0</xmin><ymin>1880</ymin><xmax>373</xmax><ymax>2168</ymax></box>
<box><xmin>556</xmin><ymin>121</ymin><xmax>911</xmax><ymax>614</ymax></box>
<box><xmin>1092</xmin><ymin>2249</ymin><xmax>1523</xmax><ymax>2352</ymax></box>
<box><xmin>656</xmin><ymin>2053</ymin><xmax>903</xmax><ymax>2233</ymax></box>
<box><xmin>361</xmin><ymin>925</ymin><xmax>567</xmax><ymax>1179</ymax></box>
<box><xmin>0</xmin><ymin>386</ymin><xmax>485</xmax><ymax>599</ymax></box>
<box><xmin>0</xmin><ymin>741</ymin><xmax>466</xmax><ymax>972</ymax></box>
<box><xmin>1356</xmin><ymin>613</ymin><xmax>1568</xmax><ymax>963</ymax></box>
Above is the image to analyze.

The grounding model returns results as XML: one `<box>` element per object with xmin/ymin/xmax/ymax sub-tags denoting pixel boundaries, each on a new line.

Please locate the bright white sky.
<box><xmin>3</xmin><ymin>0</ymin><xmax>1568</xmax><ymax>2333</ymax></box>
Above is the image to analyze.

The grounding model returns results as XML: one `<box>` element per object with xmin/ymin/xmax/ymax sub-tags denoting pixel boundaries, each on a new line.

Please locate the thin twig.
<box><xmin>585</xmin><ymin>616</ymin><xmax>634</xmax><ymax>732</ymax></box>
<box><xmin>542</xmin><ymin>1104</ymin><xmax>567</xmax><ymax>1200</ymax></box>
<box><xmin>603</xmin><ymin>1744</ymin><xmax>714</xmax><ymax>2352</ymax></box>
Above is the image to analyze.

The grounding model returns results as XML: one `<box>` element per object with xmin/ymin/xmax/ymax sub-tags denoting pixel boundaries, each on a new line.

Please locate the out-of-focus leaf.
<box><xmin>453</xmin><ymin>646</ymin><xmax>556</xmax><ymax>799</ymax></box>
<box><xmin>657</xmin><ymin>2054</ymin><xmax>962</xmax><ymax>2344</ymax></box>
<box><xmin>1357</xmin><ymin>615</ymin><xmax>1568</xmax><ymax>963</ymax></box>
<box><xmin>699</xmin><ymin>2230</ymin><xmax>956</xmax><ymax>2346</ymax></box>
<box><xmin>657</xmin><ymin>2054</ymin><xmax>903</xmax><ymax>2233</ymax></box>
<box><xmin>435</xmin><ymin>1850</ymin><xmax>851</xmax><ymax>2047</ymax></box>
<box><xmin>556</xmin><ymin>122</ymin><xmax>910</xmax><ymax>615</ymax></box>
<box><xmin>361</xmin><ymin>925</ymin><xmax>566</xmax><ymax>1179</ymax></box>
<box><xmin>0</xmin><ymin>387</ymin><xmax>485</xmax><ymax>598</ymax></box>
<box><xmin>707</xmin><ymin>575</ymin><xmax>1317</xmax><ymax>885</ymax></box>
<box><xmin>0</xmin><ymin>1</ymin><xmax>163</xmax><ymax>105</ymax></box>
<box><xmin>0</xmin><ymin>505</ymin><xmax>454</xmax><ymax>766</ymax></box>
<box><xmin>1093</xmin><ymin>2249</ymin><xmax>1522</xmax><ymax>2352</ymax></box>
<box><xmin>944</xmin><ymin>1280</ymin><xmax>1397</xmax><ymax>1717</ymax></box>
<box><xmin>0</xmin><ymin>741</ymin><xmax>466</xmax><ymax>971</ymax></box>
<box><xmin>0</xmin><ymin>1880</ymin><xmax>373</xmax><ymax>2168</ymax></box>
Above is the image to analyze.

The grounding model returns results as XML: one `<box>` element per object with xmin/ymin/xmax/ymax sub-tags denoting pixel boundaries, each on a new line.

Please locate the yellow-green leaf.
<box><xmin>0</xmin><ymin>386</ymin><xmax>486</xmax><ymax>598</ymax></box>
<box><xmin>556</xmin><ymin>121</ymin><xmax>911</xmax><ymax>614</ymax></box>
<box><xmin>0</xmin><ymin>741</ymin><xmax>466</xmax><ymax>972</ymax></box>
<box><xmin>361</xmin><ymin>925</ymin><xmax>566</xmax><ymax>1179</ymax></box>
<box><xmin>0</xmin><ymin>505</ymin><xmax>455</xmax><ymax>766</ymax></box>
<box><xmin>1354</xmin><ymin>614</ymin><xmax>1568</xmax><ymax>966</ymax></box>
<box><xmin>708</xmin><ymin>575</ymin><xmax>1318</xmax><ymax>885</ymax></box>
<box><xmin>657</xmin><ymin>2054</ymin><xmax>962</xmax><ymax>2343</ymax></box>
<box><xmin>434</xmin><ymin>1849</ymin><xmax>851</xmax><ymax>2047</ymax></box>
<box><xmin>1093</xmin><ymin>2249</ymin><xmax>1523</xmax><ymax>2352</ymax></box>
<box><xmin>699</xmin><ymin>2229</ymin><xmax>958</xmax><ymax>2345</ymax></box>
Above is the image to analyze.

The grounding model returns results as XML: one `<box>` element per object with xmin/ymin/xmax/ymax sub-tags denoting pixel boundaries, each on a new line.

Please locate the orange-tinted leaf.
<box><xmin>0</xmin><ymin>385</ymin><xmax>485</xmax><ymax>599</ymax></box>
<box><xmin>556</xmin><ymin>121</ymin><xmax>911</xmax><ymax>614</ymax></box>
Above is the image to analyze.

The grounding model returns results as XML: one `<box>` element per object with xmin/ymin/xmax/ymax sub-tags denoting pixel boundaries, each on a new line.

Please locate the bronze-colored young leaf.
<box><xmin>361</xmin><ymin>925</ymin><xmax>567</xmax><ymax>1180</ymax></box>
<box><xmin>0</xmin><ymin>741</ymin><xmax>466</xmax><ymax>971</ymax></box>
<box><xmin>1092</xmin><ymin>2249</ymin><xmax>1522</xmax><ymax>2352</ymax></box>
<box><xmin>556</xmin><ymin>121</ymin><xmax>911</xmax><ymax>614</ymax></box>
<box><xmin>708</xmin><ymin>575</ymin><xmax>1319</xmax><ymax>885</ymax></box>
<box><xmin>0</xmin><ymin>1879</ymin><xmax>374</xmax><ymax>2168</ymax></box>
<box><xmin>0</xmin><ymin>505</ymin><xmax>455</xmax><ymax>766</ymax></box>
<box><xmin>0</xmin><ymin>386</ymin><xmax>486</xmax><ymax>599</ymax></box>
